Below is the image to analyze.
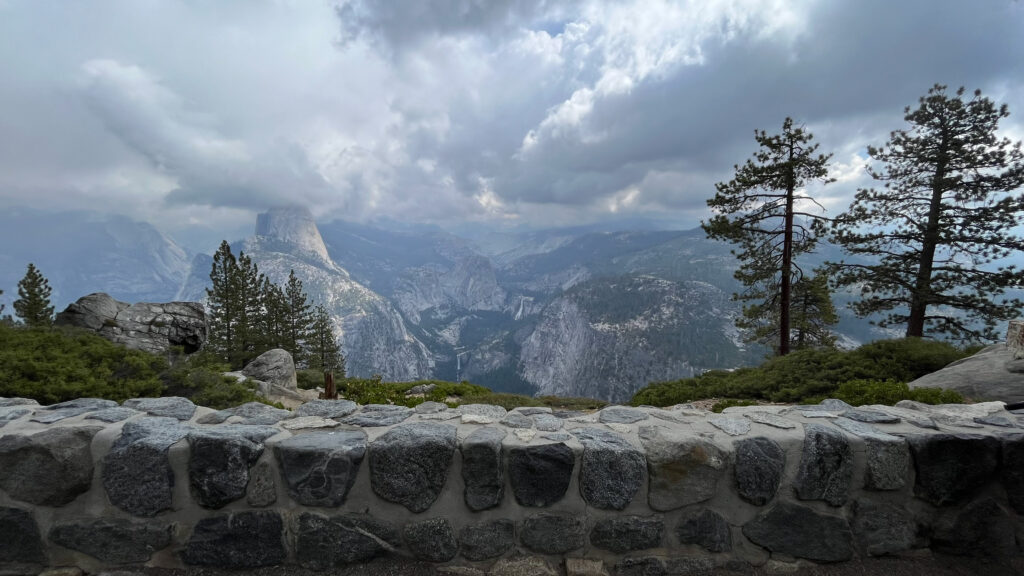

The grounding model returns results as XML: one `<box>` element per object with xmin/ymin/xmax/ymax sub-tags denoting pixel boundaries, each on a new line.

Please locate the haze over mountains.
<box><xmin>0</xmin><ymin>207</ymin><xmax>886</xmax><ymax>402</ymax></box>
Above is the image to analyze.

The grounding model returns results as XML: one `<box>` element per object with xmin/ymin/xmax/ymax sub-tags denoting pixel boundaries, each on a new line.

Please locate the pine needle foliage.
<box><xmin>703</xmin><ymin>118</ymin><xmax>835</xmax><ymax>355</ymax></box>
<box><xmin>13</xmin><ymin>263</ymin><xmax>54</xmax><ymax>327</ymax></box>
<box><xmin>830</xmin><ymin>85</ymin><xmax>1024</xmax><ymax>341</ymax></box>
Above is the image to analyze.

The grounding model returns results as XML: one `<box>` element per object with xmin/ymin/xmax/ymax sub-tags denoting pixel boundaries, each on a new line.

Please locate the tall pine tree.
<box><xmin>738</xmin><ymin>271</ymin><xmax>838</xmax><ymax>352</ymax></box>
<box><xmin>307</xmin><ymin>304</ymin><xmax>345</xmax><ymax>375</ymax></box>
<box><xmin>282</xmin><ymin>270</ymin><xmax>313</xmax><ymax>363</ymax></box>
<box><xmin>831</xmin><ymin>85</ymin><xmax>1024</xmax><ymax>341</ymax></box>
<box><xmin>14</xmin><ymin>263</ymin><xmax>54</xmax><ymax>327</ymax></box>
<box><xmin>703</xmin><ymin>118</ymin><xmax>834</xmax><ymax>355</ymax></box>
<box><xmin>206</xmin><ymin>241</ymin><xmax>240</xmax><ymax>365</ymax></box>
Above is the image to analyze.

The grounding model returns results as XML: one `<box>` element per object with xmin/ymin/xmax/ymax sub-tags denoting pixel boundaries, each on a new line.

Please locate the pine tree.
<box><xmin>206</xmin><ymin>241</ymin><xmax>240</xmax><ymax>365</ymax></box>
<box><xmin>831</xmin><ymin>85</ymin><xmax>1024</xmax><ymax>341</ymax></box>
<box><xmin>737</xmin><ymin>271</ymin><xmax>838</xmax><ymax>352</ymax></box>
<box><xmin>307</xmin><ymin>304</ymin><xmax>345</xmax><ymax>375</ymax></box>
<box><xmin>13</xmin><ymin>263</ymin><xmax>54</xmax><ymax>327</ymax></box>
<box><xmin>233</xmin><ymin>251</ymin><xmax>264</xmax><ymax>368</ymax></box>
<box><xmin>257</xmin><ymin>276</ymin><xmax>288</xmax><ymax>352</ymax></box>
<box><xmin>703</xmin><ymin>118</ymin><xmax>835</xmax><ymax>355</ymax></box>
<box><xmin>282</xmin><ymin>270</ymin><xmax>313</xmax><ymax>364</ymax></box>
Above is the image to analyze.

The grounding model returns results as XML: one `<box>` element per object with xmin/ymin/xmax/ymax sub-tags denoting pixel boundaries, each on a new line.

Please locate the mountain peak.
<box><xmin>255</xmin><ymin>206</ymin><xmax>330</xmax><ymax>262</ymax></box>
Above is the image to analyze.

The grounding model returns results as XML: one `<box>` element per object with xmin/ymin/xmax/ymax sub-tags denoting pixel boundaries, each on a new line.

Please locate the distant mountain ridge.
<box><xmin>0</xmin><ymin>207</ymin><xmax>889</xmax><ymax>402</ymax></box>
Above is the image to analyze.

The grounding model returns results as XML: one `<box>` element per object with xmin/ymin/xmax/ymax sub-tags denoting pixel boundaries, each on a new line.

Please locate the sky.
<box><xmin>0</xmin><ymin>0</ymin><xmax>1022</xmax><ymax>252</ymax></box>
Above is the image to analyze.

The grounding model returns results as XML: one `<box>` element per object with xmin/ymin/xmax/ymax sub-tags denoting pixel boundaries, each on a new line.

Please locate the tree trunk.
<box><xmin>780</xmin><ymin>166</ymin><xmax>795</xmax><ymax>356</ymax></box>
<box><xmin>907</xmin><ymin>159</ymin><xmax>947</xmax><ymax>338</ymax></box>
<box><xmin>323</xmin><ymin>371</ymin><xmax>336</xmax><ymax>400</ymax></box>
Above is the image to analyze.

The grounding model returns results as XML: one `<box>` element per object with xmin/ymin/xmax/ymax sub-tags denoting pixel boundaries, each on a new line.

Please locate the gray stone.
<box><xmin>542</xmin><ymin>432</ymin><xmax>573</xmax><ymax>441</ymax></box>
<box><xmin>274</xmin><ymin>429</ymin><xmax>367</xmax><ymax>507</ymax></box>
<box><xmin>459</xmin><ymin>519</ymin><xmax>514</xmax><ymax>561</ymax></box>
<box><xmin>734</xmin><ymin>436</ymin><xmax>785</xmax><ymax>506</ymax></box>
<box><xmin>49</xmin><ymin>519</ymin><xmax>171</xmax><ymax>563</ymax></box>
<box><xmin>407</xmin><ymin>383</ymin><xmax>437</xmax><ymax>396</ymax></box>
<box><xmin>743</xmin><ymin>411</ymin><xmax>797</xmax><ymax>429</ymax></box>
<box><xmin>521</xmin><ymin>512</ymin><xmax>586</xmax><ymax>554</ymax></box>
<box><xmin>974</xmin><ymin>414</ymin><xmax>1016</xmax><ymax>427</ymax></box>
<box><xmin>0</xmin><ymin>397</ymin><xmax>38</xmax><ymax>407</ymax></box>
<box><xmin>241</xmin><ymin>348</ymin><xmax>298</xmax><ymax>390</ymax></box>
<box><xmin>123</xmin><ymin>396</ymin><xmax>196</xmax><ymax>420</ymax></box>
<box><xmin>500</xmin><ymin>412</ymin><xmax>534</xmax><ymax>428</ymax></box>
<box><xmin>565</xmin><ymin>558</ymin><xmax>609</xmax><ymax>576</ymax></box>
<box><xmin>414</xmin><ymin>401</ymin><xmax>448</xmax><ymax>414</ymax></box>
<box><xmin>907</xmin><ymin>433</ymin><xmax>999</xmax><ymax>506</ymax></box>
<box><xmin>102</xmin><ymin>417</ymin><xmax>191</xmax><ymax>516</ymax></box>
<box><xmin>819</xmin><ymin>399</ymin><xmax>855</xmax><ymax>412</ymax></box>
<box><xmin>707</xmin><ymin>414</ymin><xmax>751</xmax><ymax>436</ymax></box>
<box><xmin>742</xmin><ymin>502</ymin><xmax>853</xmax><ymax>563</ymax></box>
<box><xmin>247</xmin><ymin>461</ymin><xmax>277</xmax><ymax>507</ymax></box>
<box><xmin>0</xmin><ymin>406</ymin><xmax>31</xmax><ymax>427</ymax></box>
<box><xmin>907</xmin><ymin>343</ymin><xmax>1024</xmax><ymax>404</ymax></box>
<box><xmin>0</xmin><ymin>507</ymin><xmax>44</xmax><ymax>564</ymax></box>
<box><xmin>294</xmin><ymin>399</ymin><xmax>359</xmax><ymax>418</ymax></box>
<box><xmin>201</xmin><ymin>401</ymin><xmax>294</xmax><ymax>425</ymax></box>
<box><xmin>799</xmin><ymin>410</ymin><xmax>840</xmax><ymax>418</ymax></box>
<box><xmin>515</xmin><ymin>407</ymin><xmax>553</xmax><ymax>415</ymax></box>
<box><xmin>86</xmin><ymin>407</ymin><xmax>138</xmax><ymax>423</ymax></box>
<box><xmin>639</xmin><ymin>425</ymin><xmax>727</xmax><ymax>511</ymax></box>
<box><xmin>572</xmin><ymin>427</ymin><xmax>644</xmax><ymax>510</ymax></box>
<box><xmin>280</xmin><ymin>415</ymin><xmax>338</xmax><ymax>429</ymax></box>
<box><xmin>343</xmin><ymin>404</ymin><xmax>414</xmax><ymax>427</ymax></box>
<box><xmin>295</xmin><ymin>512</ymin><xmax>399</xmax><ymax>568</ymax></box>
<box><xmin>676</xmin><ymin>509</ymin><xmax>731</xmax><ymax>553</ymax></box>
<box><xmin>833</xmin><ymin>418</ymin><xmax>909</xmax><ymax>490</ymax></box>
<box><xmin>614</xmin><ymin>557</ymin><xmax>665</xmax><ymax>576</ymax></box>
<box><xmin>665</xmin><ymin>557</ymin><xmax>715</xmax><ymax>576</ymax></box>
<box><xmin>851</xmin><ymin>500</ymin><xmax>916</xmax><ymax>557</ymax></box>
<box><xmin>188</xmin><ymin>428</ymin><xmax>266</xmax><ymax>509</ymax></box>
<box><xmin>31</xmin><ymin>408</ymin><xmax>92</xmax><ymax>423</ymax></box>
<box><xmin>931</xmin><ymin>498</ymin><xmax>1016</xmax><ymax>557</ymax></box>
<box><xmin>794</xmin><ymin>423</ymin><xmax>853</xmax><ymax>506</ymax></box>
<box><xmin>47</xmin><ymin>398</ymin><xmax>118</xmax><ymax>411</ymax></box>
<box><xmin>589</xmin><ymin>515</ymin><xmax>663</xmax><ymax>553</ymax></box>
<box><xmin>599</xmin><ymin>406</ymin><xmax>649</xmax><ymax>424</ymax></box>
<box><xmin>56</xmin><ymin>293</ymin><xmax>207</xmax><ymax>355</ymax></box>
<box><xmin>0</xmin><ymin>426</ymin><xmax>101</xmax><ymax>506</ymax></box>
<box><xmin>490</xmin><ymin>556</ymin><xmax>557</xmax><ymax>576</ymax></box>
<box><xmin>457</xmin><ymin>404</ymin><xmax>507</xmax><ymax>420</ymax></box>
<box><xmin>461</xmin><ymin>427</ymin><xmax>506</xmax><ymax>511</ymax></box>
<box><xmin>369</xmin><ymin>422</ymin><xmax>456</xmax><ymax>512</ymax></box>
<box><xmin>508</xmin><ymin>442</ymin><xmax>575</xmax><ymax>507</ymax></box>
<box><xmin>533</xmin><ymin>413</ymin><xmax>564</xmax><ymax>431</ymax></box>
<box><xmin>403</xmin><ymin>518</ymin><xmax>458</xmax><ymax>562</ymax></box>
<box><xmin>1003</xmin><ymin>434</ymin><xmax>1024</xmax><ymax>513</ymax></box>
<box><xmin>870</xmin><ymin>406</ymin><xmax>938</xmax><ymax>430</ymax></box>
<box><xmin>553</xmin><ymin>410</ymin><xmax>585</xmax><ymax>419</ymax></box>
<box><xmin>843</xmin><ymin>409</ymin><xmax>900</xmax><ymax>424</ymax></box>
<box><xmin>181</xmin><ymin>510</ymin><xmax>285</xmax><ymax>567</ymax></box>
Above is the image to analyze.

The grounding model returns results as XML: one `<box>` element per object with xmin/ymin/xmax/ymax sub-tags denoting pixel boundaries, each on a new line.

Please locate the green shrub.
<box><xmin>160</xmin><ymin>354</ymin><xmax>266</xmax><ymax>410</ymax></box>
<box><xmin>830</xmin><ymin>379</ymin><xmax>963</xmax><ymax>407</ymax></box>
<box><xmin>711</xmin><ymin>398</ymin><xmax>759</xmax><ymax>413</ymax></box>
<box><xmin>296</xmin><ymin>369</ymin><xmax>324</xmax><ymax>390</ymax></box>
<box><xmin>0</xmin><ymin>324</ymin><xmax>166</xmax><ymax>404</ymax></box>
<box><xmin>631</xmin><ymin>338</ymin><xmax>974</xmax><ymax>407</ymax></box>
<box><xmin>336</xmin><ymin>377</ymin><xmax>492</xmax><ymax>407</ymax></box>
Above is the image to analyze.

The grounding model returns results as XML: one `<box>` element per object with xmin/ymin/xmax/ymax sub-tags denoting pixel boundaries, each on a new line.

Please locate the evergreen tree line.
<box><xmin>0</xmin><ymin>262</ymin><xmax>55</xmax><ymax>327</ymax></box>
<box><xmin>205</xmin><ymin>241</ymin><xmax>345</xmax><ymax>373</ymax></box>
<box><xmin>706</xmin><ymin>84</ymin><xmax>1024</xmax><ymax>354</ymax></box>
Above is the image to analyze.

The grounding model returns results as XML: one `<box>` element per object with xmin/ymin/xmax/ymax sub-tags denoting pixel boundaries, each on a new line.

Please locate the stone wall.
<box><xmin>1</xmin><ymin>395</ymin><xmax>1023</xmax><ymax>575</ymax></box>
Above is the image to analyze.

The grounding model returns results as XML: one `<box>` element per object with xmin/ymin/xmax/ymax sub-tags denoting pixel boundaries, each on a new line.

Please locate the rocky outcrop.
<box><xmin>226</xmin><ymin>349</ymin><xmax>317</xmax><ymax>409</ymax></box>
<box><xmin>909</xmin><ymin>342</ymin><xmax>1024</xmax><ymax>403</ymax></box>
<box><xmin>55</xmin><ymin>292</ymin><xmax>206</xmax><ymax>355</ymax></box>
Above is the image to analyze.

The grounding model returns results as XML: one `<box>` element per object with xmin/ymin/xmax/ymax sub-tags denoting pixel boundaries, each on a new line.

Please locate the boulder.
<box><xmin>908</xmin><ymin>342</ymin><xmax>1024</xmax><ymax>403</ymax></box>
<box><xmin>241</xmin><ymin>348</ymin><xmax>298</xmax><ymax>390</ymax></box>
<box><xmin>55</xmin><ymin>292</ymin><xmax>207</xmax><ymax>355</ymax></box>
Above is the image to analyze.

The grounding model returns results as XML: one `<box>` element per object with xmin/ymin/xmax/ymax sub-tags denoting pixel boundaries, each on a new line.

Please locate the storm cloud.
<box><xmin>0</xmin><ymin>0</ymin><xmax>1021</xmax><ymax>248</ymax></box>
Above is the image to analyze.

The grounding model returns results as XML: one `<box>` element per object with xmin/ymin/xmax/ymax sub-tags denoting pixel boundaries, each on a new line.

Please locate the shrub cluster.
<box><xmin>632</xmin><ymin>338</ymin><xmax>969</xmax><ymax>407</ymax></box>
